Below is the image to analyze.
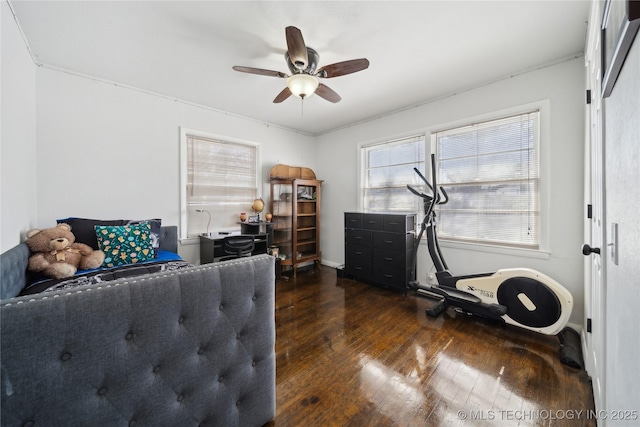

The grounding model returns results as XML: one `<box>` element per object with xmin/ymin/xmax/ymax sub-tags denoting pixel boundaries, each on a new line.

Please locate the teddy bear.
<box><xmin>25</xmin><ymin>223</ymin><xmax>106</xmax><ymax>279</ymax></box>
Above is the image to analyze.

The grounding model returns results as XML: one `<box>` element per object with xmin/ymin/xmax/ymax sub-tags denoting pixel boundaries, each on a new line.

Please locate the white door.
<box><xmin>584</xmin><ymin>3</ymin><xmax>606</xmax><ymax>416</ymax></box>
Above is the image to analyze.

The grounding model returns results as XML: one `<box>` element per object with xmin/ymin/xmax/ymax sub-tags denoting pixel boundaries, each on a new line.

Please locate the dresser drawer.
<box><xmin>362</xmin><ymin>213</ymin><xmax>384</xmax><ymax>230</ymax></box>
<box><xmin>383</xmin><ymin>214</ymin><xmax>416</xmax><ymax>233</ymax></box>
<box><xmin>373</xmin><ymin>264</ymin><xmax>407</xmax><ymax>289</ymax></box>
<box><xmin>373</xmin><ymin>248</ymin><xmax>406</xmax><ymax>270</ymax></box>
<box><xmin>372</xmin><ymin>231</ymin><xmax>413</xmax><ymax>252</ymax></box>
<box><xmin>345</xmin><ymin>259</ymin><xmax>372</xmax><ymax>280</ymax></box>
<box><xmin>346</xmin><ymin>229</ymin><xmax>372</xmax><ymax>246</ymax></box>
<box><xmin>345</xmin><ymin>244</ymin><xmax>372</xmax><ymax>262</ymax></box>
<box><xmin>344</xmin><ymin>212</ymin><xmax>362</xmax><ymax>229</ymax></box>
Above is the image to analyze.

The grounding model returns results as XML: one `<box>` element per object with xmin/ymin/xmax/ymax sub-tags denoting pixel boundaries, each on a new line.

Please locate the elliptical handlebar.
<box><xmin>438</xmin><ymin>186</ymin><xmax>449</xmax><ymax>205</ymax></box>
<box><xmin>406</xmin><ymin>155</ymin><xmax>448</xmax><ymax>220</ymax></box>
<box><xmin>406</xmin><ymin>183</ymin><xmax>432</xmax><ymax>200</ymax></box>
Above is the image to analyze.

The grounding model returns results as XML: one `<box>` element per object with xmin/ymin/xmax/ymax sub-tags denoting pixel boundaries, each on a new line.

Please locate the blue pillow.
<box><xmin>95</xmin><ymin>222</ymin><xmax>155</xmax><ymax>267</ymax></box>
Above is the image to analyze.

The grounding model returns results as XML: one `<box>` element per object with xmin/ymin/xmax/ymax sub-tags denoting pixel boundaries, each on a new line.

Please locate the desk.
<box><xmin>238</xmin><ymin>221</ymin><xmax>274</xmax><ymax>246</ymax></box>
<box><xmin>199</xmin><ymin>232</ymin><xmax>268</xmax><ymax>264</ymax></box>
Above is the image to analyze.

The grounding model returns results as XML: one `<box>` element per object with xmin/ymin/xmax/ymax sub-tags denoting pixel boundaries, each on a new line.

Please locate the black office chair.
<box><xmin>218</xmin><ymin>235</ymin><xmax>255</xmax><ymax>261</ymax></box>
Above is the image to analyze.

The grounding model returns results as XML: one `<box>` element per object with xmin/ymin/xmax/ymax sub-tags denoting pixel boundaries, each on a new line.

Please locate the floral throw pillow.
<box><xmin>95</xmin><ymin>222</ymin><xmax>155</xmax><ymax>267</ymax></box>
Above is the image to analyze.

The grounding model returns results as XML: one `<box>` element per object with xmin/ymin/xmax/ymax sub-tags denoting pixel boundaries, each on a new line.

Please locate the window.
<box><xmin>180</xmin><ymin>129</ymin><xmax>259</xmax><ymax>238</ymax></box>
<box><xmin>434</xmin><ymin>111</ymin><xmax>540</xmax><ymax>249</ymax></box>
<box><xmin>362</xmin><ymin>135</ymin><xmax>425</xmax><ymax>213</ymax></box>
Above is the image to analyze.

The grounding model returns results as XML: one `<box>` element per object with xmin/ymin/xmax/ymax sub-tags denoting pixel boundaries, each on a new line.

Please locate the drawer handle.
<box><xmin>355</xmin><ymin>251</ymin><xmax>363</xmax><ymax>255</ymax></box>
<box><xmin>389</xmin><ymin>222</ymin><xmax>399</xmax><ymax>225</ymax></box>
<box><xmin>355</xmin><ymin>236</ymin><xmax>362</xmax><ymax>239</ymax></box>
<box><xmin>355</xmin><ymin>267</ymin><xmax>363</xmax><ymax>271</ymax></box>
<box><xmin>367</xmin><ymin>221</ymin><xmax>377</xmax><ymax>224</ymax></box>
<box><xmin>383</xmin><ymin>257</ymin><xmax>393</xmax><ymax>261</ymax></box>
<box><xmin>384</xmin><ymin>240</ymin><xmax>393</xmax><ymax>244</ymax></box>
<box><xmin>384</xmin><ymin>274</ymin><xmax>394</xmax><ymax>278</ymax></box>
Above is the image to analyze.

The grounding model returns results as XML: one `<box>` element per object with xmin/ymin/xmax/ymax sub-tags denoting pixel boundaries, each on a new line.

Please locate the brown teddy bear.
<box><xmin>25</xmin><ymin>223</ymin><xmax>106</xmax><ymax>279</ymax></box>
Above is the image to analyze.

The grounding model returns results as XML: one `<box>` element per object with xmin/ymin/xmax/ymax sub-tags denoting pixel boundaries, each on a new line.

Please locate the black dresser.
<box><xmin>344</xmin><ymin>212</ymin><xmax>416</xmax><ymax>292</ymax></box>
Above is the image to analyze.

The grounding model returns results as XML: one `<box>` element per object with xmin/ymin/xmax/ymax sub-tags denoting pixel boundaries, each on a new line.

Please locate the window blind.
<box><xmin>435</xmin><ymin>111</ymin><xmax>540</xmax><ymax>248</ymax></box>
<box><xmin>186</xmin><ymin>134</ymin><xmax>257</xmax><ymax>237</ymax></box>
<box><xmin>363</xmin><ymin>135</ymin><xmax>425</xmax><ymax>213</ymax></box>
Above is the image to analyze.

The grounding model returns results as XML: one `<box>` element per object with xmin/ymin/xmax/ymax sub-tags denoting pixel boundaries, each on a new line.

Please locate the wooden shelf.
<box><xmin>296</xmin><ymin>253</ymin><xmax>319</xmax><ymax>263</ymax></box>
<box><xmin>296</xmin><ymin>239</ymin><xmax>317</xmax><ymax>246</ymax></box>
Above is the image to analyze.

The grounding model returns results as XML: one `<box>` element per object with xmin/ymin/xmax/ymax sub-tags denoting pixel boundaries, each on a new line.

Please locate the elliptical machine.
<box><xmin>407</xmin><ymin>155</ymin><xmax>573</xmax><ymax>337</ymax></box>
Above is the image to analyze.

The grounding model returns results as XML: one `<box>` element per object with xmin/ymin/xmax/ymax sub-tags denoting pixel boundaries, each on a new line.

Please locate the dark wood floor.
<box><xmin>268</xmin><ymin>266</ymin><xmax>595</xmax><ymax>427</ymax></box>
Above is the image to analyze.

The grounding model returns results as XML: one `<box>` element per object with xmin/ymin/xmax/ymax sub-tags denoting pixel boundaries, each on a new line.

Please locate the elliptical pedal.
<box><xmin>426</xmin><ymin>299</ymin><xmax>448</xmax><ymax>317</ymax></box>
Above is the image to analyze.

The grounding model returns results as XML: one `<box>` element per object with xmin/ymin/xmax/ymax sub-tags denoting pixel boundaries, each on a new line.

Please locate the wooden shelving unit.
<box><xmin>269</xmin><ymin>165</ymin><xmax>322</xmax><ymax>277</ymax></box>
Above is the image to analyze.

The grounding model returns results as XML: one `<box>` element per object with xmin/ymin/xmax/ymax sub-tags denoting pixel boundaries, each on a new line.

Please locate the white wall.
<box><xmin>1</xmin><ymin>1</ymin><xmax>38</xmax><ymax>252</ymax></box>
<box><xmin>315</xmin><ymin>58</ymin><xmax>586</xmax><ymax>327</ymax></box>
<box><xmin>34</xmin><ymin>68</ymin><xmax>316</xmax><ymax>262</ymax></box>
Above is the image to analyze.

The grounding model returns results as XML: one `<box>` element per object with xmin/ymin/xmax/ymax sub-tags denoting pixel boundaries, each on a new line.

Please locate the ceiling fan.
<box><xmin>232</xmin><ymin>26</ymin><xmax>369</xmax><ymax>104</ymax></box>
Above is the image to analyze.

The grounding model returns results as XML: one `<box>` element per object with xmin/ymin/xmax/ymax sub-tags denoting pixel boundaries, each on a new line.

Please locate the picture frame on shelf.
<box><xmin>601</xmin><ymin>0</ymin><xmax>640</xmax><ymax>97</ymax></box>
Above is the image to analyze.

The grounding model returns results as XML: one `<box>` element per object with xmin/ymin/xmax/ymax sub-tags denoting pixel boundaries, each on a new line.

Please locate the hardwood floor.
<box><xmin>268</xmin><ymin>267</ymin><xmax>595</xmax><ymax>427</ymax></box>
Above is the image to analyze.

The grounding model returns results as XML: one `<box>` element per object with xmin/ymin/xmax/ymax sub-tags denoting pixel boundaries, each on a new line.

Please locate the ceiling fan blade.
<box><xmin>285</xmin><ymin>26</ymin><xmax>308</xmax><ymax>70</ymax></box>
<box><xmin>315</xmin><ymin>83</ymin><xmax>341</xmax><ymax>103</ymax></box>
<box><xmin>273</xmin><ymin>87</ymin><xmax>292</xmax><ymax>103</ymax></box>
<box><xmin>233</xmin><ymin>66</ymin><xmax>287</xmax><ymax>78</ymax></box>
<box><xmin>317</xmin><ymin>58</ymin><xmax>370</xmax><ymax>78</ymax></box>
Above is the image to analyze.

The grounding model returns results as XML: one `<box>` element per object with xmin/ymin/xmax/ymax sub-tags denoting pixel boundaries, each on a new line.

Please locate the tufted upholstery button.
<box><xmin>21</xmin><ymin>420</ymin><xmax>35</xmax><ymax>427</ymax></box>
<box><xmin>236</xmin><ymin>334</ymin><xmax>241</xmax><ymax>340</ymax></box>
<box><xmin>60</xmin><ymin>352</ymin><xmax>71</xmax><ymax>361</ymax></box>
<box><xmin>218</xmin><ymin>376</ymin><xmax>224</xmax><ymax>383</ymax></box>
<box><xmin>197</xmin><ymin>348</ymin><xmax>204</xmax><ymax>355</ymax></box>
<box><xmin>98</xmin><ymin>387</ymin><xmax>108</xmax><ymax>396</ymax></box>
<box><xmin>252</xmin><ymin>361</ymin><xmax>257</xmax><ymax>367</ymax></box>
<box><xmin>219</xmin><ymin>304</ymin><xmax>224</xmax><ymax>310</ymax></box>
<box><xmin>178</xmin><ymin>316</ymin><xmax>185</xmax><ymax>324</ymax></box>
<box><xmin>129</xmin><ymin>420</ymin><xmax>137</xmax><ymax>427</ymax></box>
<box><xmin>177</xmin><ymin>394</ymin><xmax>184</xmax><ymax>402</ymax></box>
<box><xmin>252</xmin><ymin>295</ymin><xmax>257</xmax><ymax>301</ymax></box>
<box><xmin>125</xmin><ymin>332</ymin><xmax>134</xmax><ymax>340</ymax></box>
<box><xmin>153</xmin><ymin>365</ymin><xmax>161</xmax><ymax>373</ymax></box>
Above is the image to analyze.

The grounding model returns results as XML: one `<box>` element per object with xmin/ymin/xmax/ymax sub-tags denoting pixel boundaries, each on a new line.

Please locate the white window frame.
<box><xmin>359</xmin><ymin>134</ymin><xmax>426</xmax><ymax>214</ymax></box>
<box><xmin>179</xmin><ymin>127</ymin><xmax>261</xmax><ymax>240</ymax></box>
<box><xmin>429</xmin><ymin>101</ymin><xmax>551</xmax><ymax>257</ymax></box>
<box><xmin>356</xmin><ymin>101</ymin><xmax>551</xmax><ymax>259</ymax></box>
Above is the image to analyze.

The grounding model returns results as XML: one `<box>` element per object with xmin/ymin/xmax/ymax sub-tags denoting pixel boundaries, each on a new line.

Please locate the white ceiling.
<box><xmin>9</xmin><ymin>0</ymin><xmax>591</xmax><ymax>135</ymax></box>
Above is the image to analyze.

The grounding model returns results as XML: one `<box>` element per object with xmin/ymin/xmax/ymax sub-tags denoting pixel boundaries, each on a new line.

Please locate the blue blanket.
<box><xmin>21</xmin><ymin>250</ymin><xmax>192</xmax><ymax>295</ymax></box>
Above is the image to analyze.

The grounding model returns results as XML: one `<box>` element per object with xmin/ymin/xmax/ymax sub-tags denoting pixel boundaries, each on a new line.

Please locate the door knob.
<box><xmin>582</xmin><ymin>244</ymin><xmax>601</xmax><ymax>255</ymax></box>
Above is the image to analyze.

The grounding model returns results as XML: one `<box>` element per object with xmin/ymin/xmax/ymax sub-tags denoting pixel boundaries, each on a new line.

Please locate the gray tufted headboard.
<box><xmin>1</xmin><ymin>254</ymin><xmax>276</xmax><ymax>426</ymax></box>
<box><xmin>158</xmin><ymin>225</ymin><xmax>178</xmax><ymax>253</ymax></box>
<box><xmin>0</xmin><ymin>242</ymin><xmax>30</xmax><ymax>300</ymax></box>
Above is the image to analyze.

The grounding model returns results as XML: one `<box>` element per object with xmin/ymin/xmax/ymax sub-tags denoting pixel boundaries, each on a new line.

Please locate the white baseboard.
<box><xmin>321</xmin><ymin>260</ymin><xmax>343</xmax><ymax>269</ymax></box>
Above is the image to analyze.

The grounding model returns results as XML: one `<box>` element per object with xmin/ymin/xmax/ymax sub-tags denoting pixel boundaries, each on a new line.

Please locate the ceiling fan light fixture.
<box><xmin>233</xmin><ymin>26</ymin><xmax>368</xmax><ymax>104</ymax></box>
<box><xmin>287</xmin><ymin>73</ymin><xmax>319</xmax><ymax>98</ymax></box>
